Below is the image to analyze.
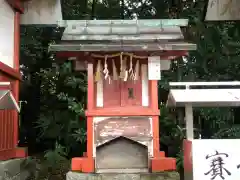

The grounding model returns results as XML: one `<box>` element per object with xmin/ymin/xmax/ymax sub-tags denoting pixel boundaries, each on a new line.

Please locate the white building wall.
<box><xmin>0</xmin><ymin>0</ymin><xmax>14</xmax><ymax>68</ymax></box>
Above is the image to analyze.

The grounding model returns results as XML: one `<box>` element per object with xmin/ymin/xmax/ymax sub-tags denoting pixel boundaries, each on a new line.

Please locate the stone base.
<box><xmin>0</xmin><ymin>157</ymin><xmax>36</xmax><ymax>180</ymax></box>
<box><xmin>66</xmin><ymin>171</ymin><xmax>180</xmax><ymax>180</ymax></box>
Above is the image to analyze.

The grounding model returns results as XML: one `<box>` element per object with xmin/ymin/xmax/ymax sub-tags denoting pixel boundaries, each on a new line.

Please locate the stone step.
<box><xmin>66</xmin><ymin>171</ymin><xmax>180</xmax><ymax>180</ymax></box>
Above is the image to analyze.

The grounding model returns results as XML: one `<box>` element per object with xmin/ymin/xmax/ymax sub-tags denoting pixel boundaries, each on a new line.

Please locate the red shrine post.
<box><xmin>0</xmin><ymin>0</ymin><xmax>27</xmax><ymax>160</ymax></box>
<box><xmin>49</xmin><ymin>19</ymin><xmax>196</xmax><ymax>173</ymax></box>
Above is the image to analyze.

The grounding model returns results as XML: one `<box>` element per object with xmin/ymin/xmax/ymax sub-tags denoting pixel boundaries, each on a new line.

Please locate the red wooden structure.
<box><xmin>0</xmin><ymin>0</ymin><xmax>27</xmax><ymax>160</ymax></box>
<box><xmin>49</xmin><ymin>19</ymin><xmax>196</xmax><ymax>173</ymax></box>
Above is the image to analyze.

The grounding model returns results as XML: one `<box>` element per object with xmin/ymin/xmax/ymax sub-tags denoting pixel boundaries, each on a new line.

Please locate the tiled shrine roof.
<box><xmin>49</xmin><ymin>19</ymin><xmax>196</xmax><ymax>52</ymax></box>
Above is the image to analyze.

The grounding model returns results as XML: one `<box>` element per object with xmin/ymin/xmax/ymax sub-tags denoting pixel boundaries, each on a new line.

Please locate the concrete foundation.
<box><xmin>66</xmin><ymin>171</ymin><xmax>180</xmax><ymax>180</ymax></box>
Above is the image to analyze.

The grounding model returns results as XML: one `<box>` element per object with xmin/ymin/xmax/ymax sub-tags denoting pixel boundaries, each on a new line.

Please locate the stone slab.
<box><xmin>66</xmin><ymin>171</ymin><xmax>180</xmax><ymax>180</ymax></box>
<box><xmin>0</xmin><ymin>158</ymin><xmax>36</xmax><ymax>180</ymax></box>
<box><xmin>0</xmin><ymin>158</ymin><xmax>25</xmax><ymax>176</ymax></box>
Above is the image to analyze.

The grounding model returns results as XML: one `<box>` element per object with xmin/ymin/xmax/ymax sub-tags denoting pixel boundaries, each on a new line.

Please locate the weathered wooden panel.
<box><xmin>20</xmin><ymin>0</ymin><xmax>62</xmax><ymax>25</ymax></box>
<box><xmin>94</xmin><ymin>117</ymin><xmax>152</xmax><ymax>146</ymax></box>
<box><xmin>0</xmin><ymin>74</ymin><xmax>18</xmax><ymax>160</ymax></box>
<box><xmin>205</xmin><ymin>0</ymin><xmax>240</xmax><ymax>21</ymax></box>
<box><xmin>102</xmin><ymin>79</ymin><xmax>142</xmax><ymax>107</ymax></box>
<box><xmin>95</xmin><ymin>57</ymin><xmax>143</xmax><ymax>107</ymax></box>
<box><xmin>103</xmin><ymin>79</ymin><xmax>121</xmax><ymax>107</ymax></box>
<box><xmin>121</xmin><ymin>79</ymin><xmax>142</xmax><ymax>106</ymax></box>
<box><xmin>0</xmin><ymin>110</ymin><xmax>15</xmax><ymax>150</ymax></box>
<box><xmin>0</xmin><ymin>0</ymin><xmax>14</xmax><ymax>67</ymax></box>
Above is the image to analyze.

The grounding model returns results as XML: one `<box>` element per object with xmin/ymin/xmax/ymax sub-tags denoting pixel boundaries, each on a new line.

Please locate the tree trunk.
<box><xmin>121</xmin><ymin>0</ymin><xmax>124</xmax><ymax>19</ymax></box>
<box><xmin>91</xmin><ymin>0</ymin><xmax>96</xmax><ymax>19</ymax></box>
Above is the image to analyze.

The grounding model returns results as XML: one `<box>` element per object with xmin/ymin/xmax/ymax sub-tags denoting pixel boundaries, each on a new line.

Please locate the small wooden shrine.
<box><xmin>49</xmin><ymin>19</ymin><xmax>196</xmax><ymax>173</ymax></box>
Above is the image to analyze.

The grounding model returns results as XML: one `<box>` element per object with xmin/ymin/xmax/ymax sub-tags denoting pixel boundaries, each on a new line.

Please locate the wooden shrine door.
<box><xmin>103</xmin><ymin>79</ymin><xmax>142</xmax><ymax>108</ymax></box>
<box><xmin>120</xmin><ymin>80</ymin><xmax>142</xmax><ymax>106</ymax></box>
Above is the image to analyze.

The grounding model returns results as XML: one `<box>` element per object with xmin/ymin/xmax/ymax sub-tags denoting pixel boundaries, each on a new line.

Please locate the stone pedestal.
<box><xmin>66</xmin><ymin>171</ymin><xmax>180</xmax><ymax>180</ymax></box>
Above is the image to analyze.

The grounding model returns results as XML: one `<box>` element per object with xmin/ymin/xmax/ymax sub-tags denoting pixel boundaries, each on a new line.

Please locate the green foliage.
<box><xmin>44</xmin><ymin>142</ymin><xmax>68</xmax><ymax>167</ymax></box>
<box><xmin>160</xmin><ymin>105</ymin><xmax>184</xmax><ymax>147</ymax></box>
<box><xmin>160</xmin><ymin>105</ymin><xmax>185</xmax><ymax>171</ymax></box>
<box><xmin>35</xmin><ymin>62</ymin><xmax>87</xmax><ymax>156</ymax></box>
<box><xmin>212</xmin><ymin>125</ymin><xmax>240</xmax><ymax>139</ymax></box>
<box><xmin>176</xmin><ymin>150</ymin><xmax>184</xmax><ymax>171</ymax></box>
<box><xmin>20</xmin><ymin>26</ymin><xmax>87</xmax><ymax>163</ymax></box>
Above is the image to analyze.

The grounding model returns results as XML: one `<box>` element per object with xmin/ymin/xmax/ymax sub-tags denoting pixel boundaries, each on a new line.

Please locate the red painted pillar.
<box><xmin>13</xmin><ymin>11</ymin><xmax>20</xmax><ymax>147</ymax></box>
<box><xmin>150</xmin><ymin>80</ymin><xmax>160</xmax><ymax>157</ymax></box>
<box><xmin>72</xmin><ymin>61</ymin><xmax>94</xmax><ymax>172</ymax></box>
<box><xmin>150</xmin><ymin>76</ymin><xmax>176</xmax><ymax>172</ymax></box>
<box><xmin>86</xmin><ymin>62</ymin><xmax>94</xmax><ymax>158</ymax></box>
<box><xmin>13</xmin><ymin>10</ymin><xmax>27</xmax><ymax>158</ymax></box>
